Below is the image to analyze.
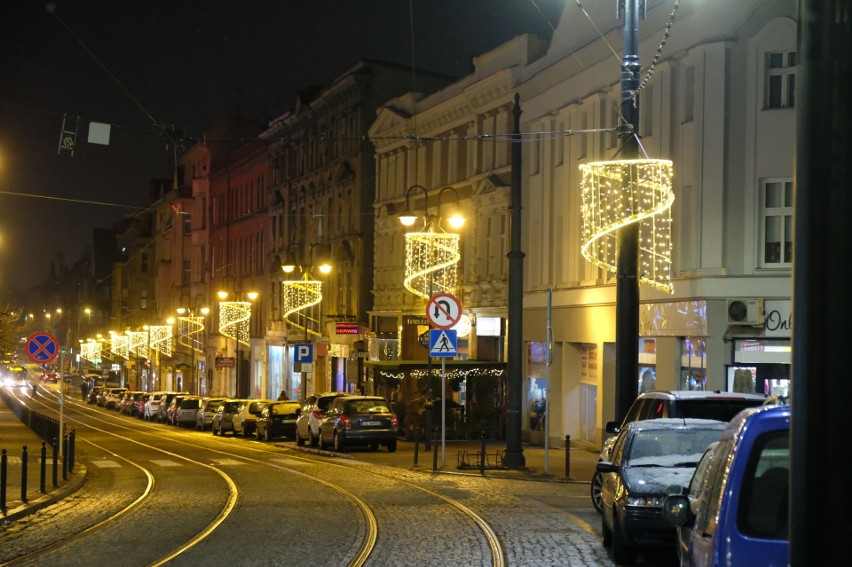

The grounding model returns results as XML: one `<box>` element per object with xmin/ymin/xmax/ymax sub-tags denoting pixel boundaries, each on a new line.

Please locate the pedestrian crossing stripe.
<box><xmin>429</xmin><ymin>329</ymin><xmax>458</xmax><ymax>357</ymax></box>
<box><xmin>150</xmin><ymin>459</ymin><xmax>181</xmax><ymax>467</ymax></box>
<box><xmin>210</xmin><ymin>458</ymin><xmax>244</xmax><ymax>466</ymax></box>
<box><xmin>91</xmin><ymin>460</ymin><xmax>121</xmax><ymax>468</ymax></box>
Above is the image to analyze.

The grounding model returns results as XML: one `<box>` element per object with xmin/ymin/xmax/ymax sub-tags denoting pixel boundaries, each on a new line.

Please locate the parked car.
<box><xmin>318</xmin><ymin>395</ymin><xmax>399</xmax><ymax>453</ymax></box>
<box><xmin>662</xmin><ymin>405</ymin><xmax>790</xmax><ymax>566</ymax></box>
<box><xmin>591</xmin><ymin>389</ymin><xmax>768</xmax><ymax>513</ymax></box>
<box><xmin>597</xmin><ymin>418</ymin><xmax>727</xmax><ymax>565</ymax></box>
<box><xmin>88</xmin><ymin>385</ymin><xmax>104</xmax><ymax>404</ymax></box>
<box><xmin>165</xmin><ymin>394</ymin><xmax>190</xmax><ymax>425</ymax></box>
<box><xmin>174</xmin><ymin>396</ymin><xmax>202</xmax><ymax>427</ymax></box>
<box><xmin>143</xmin><ymin>391</ymin><xmax>167</xmax><ymax>420</ymax></box>
<box><xmin>41</xmin><ymin>371</ymin><xmax>58</xmax><ymax>383</ymax></box>
<box><xmin>157</xmin><ymin>392</ymin><xmax>189</xmax><ymax>423</ymax></box>
<box><xmin>104</xmin><ymin>388</ymin><xmax>128</xmax><ymax>409</ymax></box>
<box><xmin>196</xmin><ymin>397</ymin><xmax>229</xmax><ymax>431</ymax></box>
<box><xmin>255</xmin><ymin>401</ymin><xmax>302</xmax><ymax>441</ymax></box>
<box><xmin>119</xmin><ymin>391</ymin><xmax>145</xmax><ymax>415</ymax></box>
<box><xmin>133</xmin><ymin>393</ymin><xmax>150</xmax><ymax>418</ymax></box>
<box><xmin>295</xmin><ymin>392</ymin><xmax>348</xmax><ymax>447</ymax></box>
<box><xmin>211</xmin><ymin>400</ymin><xmax>245</xmax><ymax>436</ymax></box>
<box><xmin>232</xmin><ymin>399</ymin><xmax>272</xmax><ymax>437</ymax></box>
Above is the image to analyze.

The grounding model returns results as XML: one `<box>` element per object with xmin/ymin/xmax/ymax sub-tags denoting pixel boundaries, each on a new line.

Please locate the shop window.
<box><xmin>527</xmin><ymin>342</ymin><xmax>548</xmax><ymax>430</ymax></box>
<box><xmin>638</xmin><ymin>338</ymin><xmax>657</xmax><ymax>394</ymax></box>
<box><xmin>761</xmin><ymin>179</ymin><xmax>793</xmax><ymax>267</ymax></box>
<box><xmin>680</xmin><ymin>337</ymin><xmax>707</xmax><ymax>390</ymax></box>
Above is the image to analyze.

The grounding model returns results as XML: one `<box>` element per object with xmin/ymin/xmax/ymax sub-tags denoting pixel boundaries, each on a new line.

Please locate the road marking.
<box><xmin>91</xmin><ymin>459</ymin><xmax>122</xmax><ymax>468</ymax></box>
<box><xmin>210</xmin><ymin>458</ymin><xmax>244</xmax><ymax>466</ymax></box>
<box><xmin>150</xmin><ymin>459</ymin><xmax>182</xmax><ymax>467</ymax></box>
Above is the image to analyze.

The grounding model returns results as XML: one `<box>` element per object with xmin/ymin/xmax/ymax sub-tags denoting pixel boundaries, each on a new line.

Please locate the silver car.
<box><xmin>196</xmin><ymin>397</ymin><xmax>229</xmax><ymax>431</ymax></box>
<box><xmin>295</xmin><ymin>392</ymin><xmax>348</xmax><ymax>447</ymax></box>
<box><xmin>174</xmin><ymin>396</ymin><xmax>202</xmax><ymax>427</ymax></box>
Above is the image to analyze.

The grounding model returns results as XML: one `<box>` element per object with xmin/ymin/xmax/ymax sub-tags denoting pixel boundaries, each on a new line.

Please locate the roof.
<box><xmin>628</xmin><ymin>418</ymin><xmax>728</xmax><ymax>432</ymax></box>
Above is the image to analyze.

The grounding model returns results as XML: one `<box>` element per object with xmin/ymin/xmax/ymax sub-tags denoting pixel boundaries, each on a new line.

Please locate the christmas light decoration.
<box><xmin>580</xmin><ymin>159</ymin><xmax>675</xmax><ymax>293</ymax></box>
<box><xmin>149</xmin><ymin>325</ymin><xmax>173</xmax><ymax>357</ymax></box>
<box><xmin>110</xmin><ymin>334</ymin><xmax>129</xmax><ymax>360</ymax></box>
<box><xmin>281</xmin><ymin>276</ymin><xmax>323</xmax><ymax>337</ymax></box>
<box><xmin>128</xmin><ymin>331</ymin><xmax>148</xmax><ymax>358</ymax></box>
<box><xmin>177</xmin><ymin>315</ymin><xmax>205</xmax><ymax>352</ymax></box>
<box><xmin>403</xmin><ymin>230</ymin><xmax>460</xmax><ymax>299</ymax></box>
<box><xmin>219</xmin><ymin>301</ymin><xmax>251</xmax><ymax>346</ymax></box>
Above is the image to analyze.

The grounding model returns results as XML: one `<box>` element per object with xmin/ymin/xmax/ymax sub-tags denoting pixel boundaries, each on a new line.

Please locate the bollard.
<box><xmin>21</xmin><ymin>445</ymin><xmax>28</xmax><ymax>503</ymax></box>
<box><xmin>432</xmin><ymin>428</ymin><xmax>439</xmax><ymax>471</ymax></box>
<box><xmin>564</xmin><ymin>435</ymin><xmax>571</xmax><ymax>478</ymax></box>
<box><xmin>1</xmin><ymin>448</ymin><xmax>7</xmax><ymax>512</ymax></box>
<box><xmin>69</xmin><ymin>428</ymin><xmax>75</xmax><ymax>471</ymax></box>
<box><xmin>52</xmin><ymin>437</ymin><xmax>58</xmax><ymax>487</ymax></box>
<box><xmin>62</xmin><ymin>434</ymin><xmax>68</xmax><ymax>481</ymax></box>
<box><xmin>413</xmin><ymin>427</ymin><xmax>420</xmax><ymax>466</ymax></box>
<box><xmin>480</xmin><ymin>431</ymin><xmax>487</xmax><ymax>475</ymax></box>
<box><xmin>40</xmin><ymin>441</ymin><xmax>47</xmax><ymax>493</ymax></box>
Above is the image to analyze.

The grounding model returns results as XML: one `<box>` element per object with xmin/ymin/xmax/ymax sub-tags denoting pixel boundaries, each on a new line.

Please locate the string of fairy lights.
<box><xmin>403</xmin><ymin>231</ymin><xmax>461</xmax><ymax>300</ymax></box>
<box><xmin>218</xmin><ymin>301</ymin><xmax>252</xmax><ymax>346</ymax></box>
<box><xmin>281</xmin><ymin>276</ymin><xmax>324</xmax><ymax>337</ymax></box>
<box><xmin>579</xmin><ymin>159</ymin><xmax>675</xmax><ymax>293</ymax></box>
<box><xmin>148</xmin><ymin>325</ymin><xmax>174</xmax><ymax>357</ymax></box>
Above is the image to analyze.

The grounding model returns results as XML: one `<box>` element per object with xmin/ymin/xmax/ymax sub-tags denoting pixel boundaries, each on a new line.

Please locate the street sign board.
<box><xmin>294</xmin><ymin>343</ymin><xmax>314</xmax><ymax>363</ymax></box>
<box><xmin>429</xmin><ymin>329</ymin><xmax>458</xmax><ymax>358</ymax></box>
<box><xmin>425</xmin><ymin>292</ymin><xmax>463</xmax><ymax>329</ymax></box>
<box><xmin>215</xmin><ymin>356</ymin><xmax>235</xmax><ymax>369</ymax></box>
<box><xmin>26</xmin><ymin>332</ymin><xmax>60</xmax><ymax>364</ymax></box>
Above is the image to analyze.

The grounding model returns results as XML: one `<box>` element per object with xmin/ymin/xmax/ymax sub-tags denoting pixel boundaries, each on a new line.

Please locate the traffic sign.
<box><xmin>426</xmin><ymin>292</ymin><xmax>463</xmax><ymax>329</ymax></box>
<box><xmin>215</xmin><ymin>356</ymin><xmax>235</xmax><ymax>369</ymax></box>
<box><xmin>429</xmin><ymin>329</ymin><xmax>458</xmax><ymax>358</ymax></box>
<box><xmin>294</xmin><ymin>343</ymin><xmax>314</xmax><ymax>363</ymax></box>
<box><xmin>26</xmin><ymin>332</ymin><xmax>60</xmax><ymax>364</ymax></box>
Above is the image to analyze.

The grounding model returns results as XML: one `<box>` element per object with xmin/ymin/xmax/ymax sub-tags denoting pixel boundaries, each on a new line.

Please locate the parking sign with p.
<box><xmin>294</xmin><ymin>343</ymin><xmax>314</xmax><ymax>363</ymax></box>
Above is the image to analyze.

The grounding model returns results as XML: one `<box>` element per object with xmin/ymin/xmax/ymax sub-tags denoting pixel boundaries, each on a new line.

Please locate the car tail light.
<box><xmin>391</xmin><ymin>414</ymin><xmax>399</xmax><ymax>427</ymax></box>
<box><xmin>312</xmin><ymin>410</ymin><xmax>325</xmax><ymax>420</ymax></box>
<box><xmin>339</xmin><ymin>415</ymin><xmax>352</xmax><ymax>429</ymax></box>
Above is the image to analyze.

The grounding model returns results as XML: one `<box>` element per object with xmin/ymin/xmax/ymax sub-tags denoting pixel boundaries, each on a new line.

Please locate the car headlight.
<box><xmin>626</xmin><ymin>495</ymin><xmax>664</xmax><ymax>507</ymax></box>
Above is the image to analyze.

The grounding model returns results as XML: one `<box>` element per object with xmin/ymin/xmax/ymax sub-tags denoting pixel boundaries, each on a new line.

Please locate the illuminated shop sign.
<box><xmin>335</xmin><ymin>322</ymin><xmax>359</xmax><ymax>335</ymax></box>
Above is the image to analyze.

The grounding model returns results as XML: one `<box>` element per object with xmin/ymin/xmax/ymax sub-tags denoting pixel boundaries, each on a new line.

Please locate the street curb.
<box><xmin>0</xmin><ymin>464</ymin><xmax>88</xmax><ymax>524</ymax></box>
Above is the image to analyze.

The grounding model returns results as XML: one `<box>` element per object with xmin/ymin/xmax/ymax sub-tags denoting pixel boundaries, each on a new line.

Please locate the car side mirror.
<box><xmin>295</xmin><ymin>408</ymin><xmax>301</xmax><ymax>416</ymax></box>
<box><xmin>596</xmin><ymin>462</ymin><xmax>617</xmax><ymax>474</ymax></box>
<box><xmin>605</xmin><ymin>421</ymin><xmax>620</xmax><ymax>434</ymax></box>
<box><xmin>661</xmin><ymin>495</ymin><xmax>693</xmax><ymax>527</ymax></box>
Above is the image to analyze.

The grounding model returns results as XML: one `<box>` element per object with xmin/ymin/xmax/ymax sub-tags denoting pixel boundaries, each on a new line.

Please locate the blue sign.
<box><xmin>429</xmin><ymin>329</ymin><xmax>458</xmax><ymax>358</ymax></box>
<box><xmin>27</xmin><ymin>332</ymin><xmax>60</xmax><ymax>364</ymax></box>
<box><xmin>294</xmin><ymin>343</ymin><xmax>314</xmax><ymax>363</ymax></box>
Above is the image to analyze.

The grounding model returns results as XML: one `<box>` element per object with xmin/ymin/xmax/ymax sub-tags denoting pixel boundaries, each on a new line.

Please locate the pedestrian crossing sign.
<box><xmin>429</xmin><ymin>329</ymin><xmax>458</xmax><ymax>358</ymax></box>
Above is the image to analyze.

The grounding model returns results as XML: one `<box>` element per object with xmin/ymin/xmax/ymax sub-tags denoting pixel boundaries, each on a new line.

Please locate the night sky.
<box><xmin>0</xmin><ymin>0</ymin><xmax>563</xmax><ymax>296</ymax></box>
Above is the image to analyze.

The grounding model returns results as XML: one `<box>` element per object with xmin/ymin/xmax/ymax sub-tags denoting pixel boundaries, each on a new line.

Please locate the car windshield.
<box><xmin>628</xmin><ymin>427</ymin><xmax>724</xmax><ymax>467</ymax></box>
<box><xmin>180</xmin><ymin>399</ymin><xmax>199</xmax><ymax>409</ymax></box>
<box><xmin>271</xmin><ymin>403</ymin><xmax>300</xmax><ymax>415</ymax></box>
<box><xmin>346</xmin><ymin>400</ymin><xmax>391</xmax><ymax>414</ymax></box>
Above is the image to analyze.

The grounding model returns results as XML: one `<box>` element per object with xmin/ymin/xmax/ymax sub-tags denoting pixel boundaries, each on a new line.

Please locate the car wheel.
<box><xmin>264</xmin><ymin>429</ymin><xmax>271</xmax><ymax>442</ymax></box>
<box><xmin>369</xmin><ymin>442</ymin><xmax>379</xmax><ymax>451</ymax></box>
<box><xmin>591</xmin><ymin>472</ymin><xmax>604</xmax><ymax>514</ymax></box>
<box><xmin>212</xmin><ymin>424</ymin><xmax>218</xmax><ymax>436</ymax></box>
<box><xmin>612</xmin><ymin>512</ymin><xmax>637</xmax><ymax>565</ymax></box>
<box><xmin>296</xmin><ymin>432</ymin><xmax>306</xmax><ymax>446</ymax></box>
<box><xmin>386</xmin><ymin>439</ymin><xmax>397</xmax><ymax>453</ymax></box>
<box><xmin>333</xmin><ymin>431</ymin><xmax>344</xmax><ymax>452</ymax></box>
<box><xmin>601</xmin><ymin>510</ymin><xmax>612</xmax><ymax>547</ymax></box>
<box><xmin>309</xmin><ymin>430</ymin><xmax>319</xmax><ymax>448</ymax></box>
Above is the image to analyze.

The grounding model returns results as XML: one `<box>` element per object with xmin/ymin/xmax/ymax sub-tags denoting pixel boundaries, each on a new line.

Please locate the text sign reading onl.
<box><xmin>26</xmin><ymin>332</ymin><xmax>60</xmax><ymax>364</ymax></box>
<box><xmin>425</xmin><ymin>292</ymin><xmax>463</xmax><ymax>329</ymax></box>
<box><xmin>294</xmin><ymin>343</ymin><xmax>314</xmax><ymax>363</ymax></box>
<box><xmin>429</xmin><ymin>329</ymin><xmax>458</xmax><ymax>358</ymax></box>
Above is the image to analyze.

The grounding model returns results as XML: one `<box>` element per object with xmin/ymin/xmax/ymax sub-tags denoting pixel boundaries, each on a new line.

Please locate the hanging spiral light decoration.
<box><xmin>403</xmin><ymin>231</ymin><xmax>460</xmax><ymax>299</ymax></box>
<box><xmin>281</xmin><ymin>277</ymin><xmax>323</xmax><ymax>337</ymax></box>
<box><xmin>127</xmin><ymin>331</ymin><xmax>149</xmax><ymax>358</ymax></box>
<box><xmin>219</xmin><ymin>301</ymin><xmax>251</xmax><ymax>346</ymax></box>
<box><xmin>110</xmin><ymin>333</ymin><xmax>129</xmax><ymax>360</ymax></box>
<box><xmin>580</xmin><ymin>159</ymin><xmax>675</xmax><ymax>293</ymax></box>
<box><xmin>177</xmin><ymin>315</ymin><xmax>205</xmax><ymax>352</ymax></box>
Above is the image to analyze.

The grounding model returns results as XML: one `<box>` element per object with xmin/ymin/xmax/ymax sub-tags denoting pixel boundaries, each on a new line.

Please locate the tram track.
<box><xmin>11</xmin><ymin>387</ymin><xmax>506</xmax><ymax>566</ymax></box>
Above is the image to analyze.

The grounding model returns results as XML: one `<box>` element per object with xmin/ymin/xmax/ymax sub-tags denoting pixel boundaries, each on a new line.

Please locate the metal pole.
<box><xmin>441</xmin><ymin>357</ymin><xmax>446</xmax><ymax>468</ymax></box>
<box><xmin>59</xmin><ymin>351</ymin><xmax>64</xmax><ymax>459</ymax></box>
<box><xmin>544</xmin><ymin>289</ymin><xmax>552</xmax><ymax>474</ymax></box>
<box><xmin>614</xmin><ymin>0</ymin><xmax>643</xmax><ymax>424</ymax></box>
<box><xmin>504</xmin><ymin>93</ymin><xmax>525</xmax><ymax>468</ymax></box>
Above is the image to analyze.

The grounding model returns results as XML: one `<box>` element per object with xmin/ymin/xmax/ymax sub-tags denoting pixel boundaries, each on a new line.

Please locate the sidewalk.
<box><xmin>0</xmin><ymin>394</ymin><xmax>87</xmax><ymax>523</ymax></box>
<box><xmin>300</xmin><ymin>436</ymin><xmax>600</xmax><ymax>483</ymax></box>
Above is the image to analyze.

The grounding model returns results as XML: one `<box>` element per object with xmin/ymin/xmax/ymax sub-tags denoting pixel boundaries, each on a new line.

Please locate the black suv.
<box><xmin>591</xmin><ymin>390</ymin><xmax>767</xmax><ymax>513</ymax></box>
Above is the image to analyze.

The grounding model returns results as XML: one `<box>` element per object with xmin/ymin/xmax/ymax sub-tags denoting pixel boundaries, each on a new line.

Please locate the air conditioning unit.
<box><xmin>726</xmin><ymin>299</ymin><xmax>765</xmax><ymax>326</ymax></box>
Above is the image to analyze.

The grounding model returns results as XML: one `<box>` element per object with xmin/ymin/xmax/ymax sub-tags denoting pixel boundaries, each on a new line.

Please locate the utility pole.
<box><xmin>613</xmin><ymin>0</ymin><xmax>643</xmax><ymax>422</ymax></box>
<box><xmin>504</xmin><ymin>93</ymin><xmax>525</xmax><ymax>469</ymax></box>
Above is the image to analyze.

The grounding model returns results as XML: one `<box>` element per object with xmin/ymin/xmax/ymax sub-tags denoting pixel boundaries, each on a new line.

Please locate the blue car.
<box><xmin>662</xmin><ymin>404</ymin><xmax>790</xmax><ymax>566</ymax></box>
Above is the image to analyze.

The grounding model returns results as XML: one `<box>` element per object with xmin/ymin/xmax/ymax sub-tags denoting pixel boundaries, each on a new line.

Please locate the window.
<box><xmin>761</xmin><ymin>179</ymin><xmax>794</xmax><ymax>266</ymax></box>
<box><xmin>182</xmin><ymin>260</ymin><xmax>191</xmax><ymax>285</ymax></box>
<box><xmin>183</xmin><ymin>213</ymin><xmax>192</xmax><ymax>235</ymax></box>
<box><xmin>766</xmin><ymin>51</ymin><xmax>796</xmax><ymax>109</ymax></box>
<box><xmin>683</xmin><ymin>66</ymin><xmax>695</xmax><ymax>123</ymax></box>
